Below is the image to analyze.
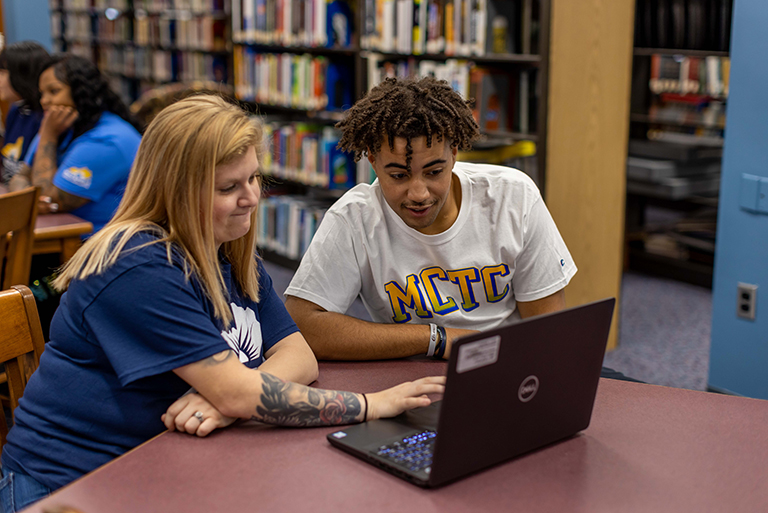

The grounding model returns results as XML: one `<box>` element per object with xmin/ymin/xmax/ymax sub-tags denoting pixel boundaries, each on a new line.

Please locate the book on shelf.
<box><xmin>520</xmin><ymin>0</ymin><xmax>532</xmax><ymax>54</ymax></box>
<box><xmin>366</xmin><ymin>56</ymin><xmax>535</xmax><ymax>133</ymax></box>
<box><xmin>628</xmin><ymin>139</ymin><xmax>722</xmax><ymax>162</ymax></box>
<box><xmin>412</xmin><ymin>0</ymin><xmax>428</xmax><ymax>55</ymax></box>
<box><xmin>134</xmin><ymin>15</ymin><xmax>229</xmax><ymax>51</ymax></box>
<box><xmin>626</xmin><ymin>156</ymin><xmax>720</xmax><ymax>182</ymax></box>
<box><xmin>424</xmin><ymin>0</ymin><xmax>444</xmax><ymax>54</ymax></box>
<box><xmin>63</xmin><ymin>12</ymin><xmax>92</xmax><ymax>42</ymax></box>
<box><xmin>365</xmin><ymin>55</ymin><xmax>470</xmax><ymax>97</ymax></box>
<box><xmin>263</xmin><ymin>121</ymin><xmax>356</xmax><ymax>189</ymax></box>
<box><xmin>325</xmin><ymin>60</ymin><xmax>353</xmax><ymax>110</ymax></box>
<box><xmin>517</xmin><ymin>69</ymin><xmax>529</xmax><ymax>133</ymax></box>
<box><xmin>634</xmin><ymin>0</ymin><xmax>732</xmax><ymax>52</ymax></box>
<box><xmin>361</xmin><ymin>0</ymin><xmax>524</xmax><ymax>57</ymax></box>
<box><xmin>649</xmin><ymin>54</ymin><xmax>730</xmax><ymax>100</ymax></box>
<box><xmin>62</xmin><ymin>0</ymin><xmax>90</xmax><ymax>9</ymax></box>
<box><xmin>327</xmin><ymin>0</ymin><xmax>353</xmax><ymax>47</ymax></box>
<box><xmin>233</xmin><ymin>0</ymin><xmax>348</xmax><ymax>48</ymax></box>
<box><xmin>469</xmin><ymin>66</ymin><xmax>514</xmax><ymax>132</ymax></box>
<box><xmin>235</xmin><ymin>47</ymin><xmax>347</xmax><ymax>111</ymax></box>
<box><xmin>626</xmin><ymin>173</ymin><xmax>720</xmax><ymax>200</ymax></box>
<box><xmin>257</xmin><ymin>194</ymin><xmax>331</xmax><ymax>260</ymax></box>
<box><xmin>51</xmin><ymin>11</ymin><xmax>63</xmax><ymax>39</ymax></box>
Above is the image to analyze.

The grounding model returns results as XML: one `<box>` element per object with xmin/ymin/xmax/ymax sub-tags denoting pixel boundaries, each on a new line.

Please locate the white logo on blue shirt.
<box><xmin>221</xmin><ymin>303</ymin><xmax>263</xmax><ymax>363</ymax></box>
<box><xmin>62</xmin><ymin>166</ymin><xmax>93</xmax><ymax>189</ymax></box>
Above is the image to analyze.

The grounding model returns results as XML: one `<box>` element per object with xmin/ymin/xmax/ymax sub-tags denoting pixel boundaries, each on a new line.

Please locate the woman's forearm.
<box><xmin>259</xmin><ymin>332</ymin><xmax>319</xmax><ymax>385</ymax></box>
<box><xmin>174</xmin><ymin>350</ymin><xmax>362</xmax><ymax>426</ymax></box>
<box><xmin>252</xmin><ymin>373</ymin><xmax>364</xmax><ymax>427</ymax></box>
<box><xmin>30</xmin><ymin>135</ymin><xmax>60</xmax><ymax>197</ymax></box>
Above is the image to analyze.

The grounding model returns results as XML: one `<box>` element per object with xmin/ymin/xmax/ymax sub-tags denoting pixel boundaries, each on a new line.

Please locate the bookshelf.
<box><xmin>231</xmin><ymin>0</ymin><xmax>636</xmax><ymax>352</ymax></box>
<box><xmin>50</xmin><ymin>0</ymin><xmax>233</xmax><ymax>104</ymax></box>
<box><xmin>625</xmin><ymin>0</ymin><xmax>733</xmax><ymax>288</ymax></box>
<box><xmin>46</xmin><ymin>1</ymin><xmax>636</xmax><ymax>349</ymax></box>
<box><xmin>232</xmin><ymin>0</ymin><xmax>552</xmax><ymax>265</ymax></box>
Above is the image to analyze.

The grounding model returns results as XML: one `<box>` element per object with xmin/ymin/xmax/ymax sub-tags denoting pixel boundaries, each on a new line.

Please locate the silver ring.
<box><xmin>193</xmin><ymin>411</ymin><xmax>204</xmax><ymax>423</ymax></box>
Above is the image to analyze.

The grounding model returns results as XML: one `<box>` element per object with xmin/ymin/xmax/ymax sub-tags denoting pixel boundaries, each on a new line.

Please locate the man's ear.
<box><xmin>367</xmin><ymin>150</ymin><xmax>376</xmax><ymax>165</ymax></box>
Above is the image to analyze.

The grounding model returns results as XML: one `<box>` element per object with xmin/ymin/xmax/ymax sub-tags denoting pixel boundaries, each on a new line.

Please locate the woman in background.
<box><xmin>9</xmin><ymin>54</ymin><xmax>142</xmax><ymax>232</ymax></box>
<box><xmin>0</xmin><ymin>41</ymin><xmax>49</xmax><ymax>185</ymax></box>
<box><xmin>0</xmin><ymin>95</ymin><xmax>444</xmax><ymax>512</ymax></box>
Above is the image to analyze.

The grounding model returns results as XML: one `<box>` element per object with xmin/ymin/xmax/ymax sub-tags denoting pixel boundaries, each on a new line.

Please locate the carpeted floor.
<box><xmin>264</xmin><ymin>261</ymin><xmax>712</xmax><ymax>391</ymax></box>
<box><xmin>603</xmin><ymin>271</ymin><xmax>712</xmax><ymax>391</ymax></box>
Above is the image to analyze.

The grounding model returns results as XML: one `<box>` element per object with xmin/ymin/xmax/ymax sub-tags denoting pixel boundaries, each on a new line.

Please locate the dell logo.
<box><xmin>518</xmin><ymin>375</ymin><xmax>539</xmax><ymax>402</ymax></box>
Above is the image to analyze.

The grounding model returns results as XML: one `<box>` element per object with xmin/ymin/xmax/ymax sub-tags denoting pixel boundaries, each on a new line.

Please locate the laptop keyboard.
<box><xmin>374</xmin><ymin>430</ymin><xmax>437</xmax><ymax>473</ymax></box>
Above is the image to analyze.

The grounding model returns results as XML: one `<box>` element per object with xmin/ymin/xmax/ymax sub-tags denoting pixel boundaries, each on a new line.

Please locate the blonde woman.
<box><xmin>0</xmin><ymin>95</ymin><xmax>445</xmax><ymax>512</ymax></box>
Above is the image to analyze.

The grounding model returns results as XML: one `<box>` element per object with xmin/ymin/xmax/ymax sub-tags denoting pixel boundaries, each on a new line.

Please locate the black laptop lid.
<box><xmin>428</xmin><ymin>298</ymin><xmax>615</xmax><ymax>486</ymax></box>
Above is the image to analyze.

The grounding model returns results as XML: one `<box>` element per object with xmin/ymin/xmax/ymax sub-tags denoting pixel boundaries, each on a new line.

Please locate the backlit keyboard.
<box><xmin>374</xmin><ymin>430</ymin><xmax>437</xmax><ymax>473</ymax></box>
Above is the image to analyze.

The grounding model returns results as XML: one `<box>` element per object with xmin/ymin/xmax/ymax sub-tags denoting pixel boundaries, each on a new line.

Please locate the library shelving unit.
<box><xmin>232</xmin><ymin>0</ymin><xmax>552</xmax><ymax>267</ymax></box>
<box><xmin>49</xmin><ymin>0</ymin><xmax>635</xmax><ymax>349</ymax></box>
<box><xmin>624</xmin><ymin>0</ymin><xmax>733</xmax><ymax>288</ymax></box>
<box><xmin>232</xmin><ymin>0</ymin><xmax>636</xmax><ymax>351</ymax></box>
<box><xmin>51</xmin><ymin>0</ymin><xmax>233</xmax><ymax>104</ymax></box>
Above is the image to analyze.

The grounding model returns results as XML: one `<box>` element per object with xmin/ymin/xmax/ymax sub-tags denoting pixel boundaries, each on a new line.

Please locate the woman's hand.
<box><xmin>37</xmin><ymin>195</ymin><xmax>60</xmax><ymax>215</ymax></box>
<box><xmin>365</xmin><ymin>376</ymin><xmax>446</xmax><ymax>421</ymax></box>
<box><xmin>162</xmin><ymin>392</ymin><xmax>237</xmax><ymax>437</ymax></box>
<box><xmin>40</xmin><ymin>105</ymin><xmax>78</xmax><ymax>139</ymax></box>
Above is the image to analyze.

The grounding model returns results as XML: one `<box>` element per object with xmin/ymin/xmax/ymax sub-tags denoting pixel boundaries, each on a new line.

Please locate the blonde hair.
<box><xmin>54</xmin><ymin>94</ymin><xmax>265</xmax><ymax>325</ymax></box>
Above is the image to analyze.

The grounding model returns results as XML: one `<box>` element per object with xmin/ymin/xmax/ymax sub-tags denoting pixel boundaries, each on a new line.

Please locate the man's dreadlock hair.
<box><xmin>336</xmin><ymin>76</ymin><xmax>480</xmax><ymax>171</ymax></box>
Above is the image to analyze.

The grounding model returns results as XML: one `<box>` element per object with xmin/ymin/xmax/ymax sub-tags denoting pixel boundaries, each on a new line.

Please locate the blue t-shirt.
<box><xmin>25</xmin><ymin>112</ymin><xmax>141</xmax><ymax>232</ymax></box>
<box><xmin>0</xmin><ymin>103</ymin><xmax>42</xmax><ymax>185</ymax></box>
<box><xmin>1</xmin><ymin>232</ymin><xmax>299</xmax><ymax>490</ymax></box>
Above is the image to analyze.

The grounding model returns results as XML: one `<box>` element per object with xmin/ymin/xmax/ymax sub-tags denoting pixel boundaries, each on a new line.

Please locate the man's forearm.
<box><xmin>285</xmin><ymin>296</ymin><xmax>431</xmax><ymax>360</ymax></box>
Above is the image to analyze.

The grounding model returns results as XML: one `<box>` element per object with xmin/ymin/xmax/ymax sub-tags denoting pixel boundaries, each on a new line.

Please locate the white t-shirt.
<box><xmin>285</xmin><ymin>162</ymin><xmax>577</xmax><ymax>330</ymax></box>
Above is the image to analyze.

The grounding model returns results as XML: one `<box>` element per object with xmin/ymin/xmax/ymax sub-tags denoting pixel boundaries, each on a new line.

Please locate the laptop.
<box><xmin>327</xmin><ymin>298</ymin><xmax>616</xmax><ymax>487</ymax></box>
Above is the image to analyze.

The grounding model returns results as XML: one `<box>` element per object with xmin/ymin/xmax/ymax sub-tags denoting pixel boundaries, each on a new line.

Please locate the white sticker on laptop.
<box><xmin>456</xmin><ymin>335</ymin><xmax>500</xmax><ymax>374</ymax></box>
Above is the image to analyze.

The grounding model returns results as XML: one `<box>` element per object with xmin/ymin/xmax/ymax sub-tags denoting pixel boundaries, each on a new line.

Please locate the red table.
<box><xmin>23</xmin><ymin>360</ymin><xmax>768</xmax><ymax>513</ymax></box>
<box><xmin>32</xmin><ymin>213</ymin><xmax>93</xmax><ymax>264</ymax></box>
<box><xmin>0</xmin><ymin>186</ymin><xmax>93</xmax><ymax>264</ymax></box>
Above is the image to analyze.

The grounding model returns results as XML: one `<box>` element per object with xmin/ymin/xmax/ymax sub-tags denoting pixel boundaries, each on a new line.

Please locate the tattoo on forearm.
<box><xmin>202</xmin><ymin>350</ymin><xmax>236</xmax><ymax>366</ymax></box>
<box><xmin>254</xmin><ymin>373</ymin><xmax>362</xmax><ymax>427</ymax></box>
<box><xmin>32</xmin><ymin>142</ymin><xmax>60</xmax><ymax>196</ymax></box>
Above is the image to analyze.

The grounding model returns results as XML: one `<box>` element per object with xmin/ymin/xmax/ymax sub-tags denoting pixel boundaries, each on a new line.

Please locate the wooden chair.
<box><xmin>0</xmin><ymin>186</ymin><xmax>40</xmax><ymax>289</ymax></box>
<box><xmin>0</xmin><ymin>285</ymin><xmax>46</xmax><ymax>451</ymax></box>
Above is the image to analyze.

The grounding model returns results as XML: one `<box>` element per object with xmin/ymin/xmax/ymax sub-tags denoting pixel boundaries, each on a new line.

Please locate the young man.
<box><xmin>284</xmin><ymin>76</ymin><xmax>576</xmax><ymax>360</ymax></box>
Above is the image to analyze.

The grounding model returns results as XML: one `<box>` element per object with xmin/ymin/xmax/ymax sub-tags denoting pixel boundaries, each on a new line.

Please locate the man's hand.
<box><xmin>40</xmin><ymin>106</ymin><xmax>78</xmax><ymax>139</ymax></box>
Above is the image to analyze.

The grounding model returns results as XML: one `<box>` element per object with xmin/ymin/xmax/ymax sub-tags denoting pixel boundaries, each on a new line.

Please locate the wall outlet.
<box><xmin>737</xmin><ymin>283</ymin><xmax>758</xmax><ymax>321</ymax></box>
